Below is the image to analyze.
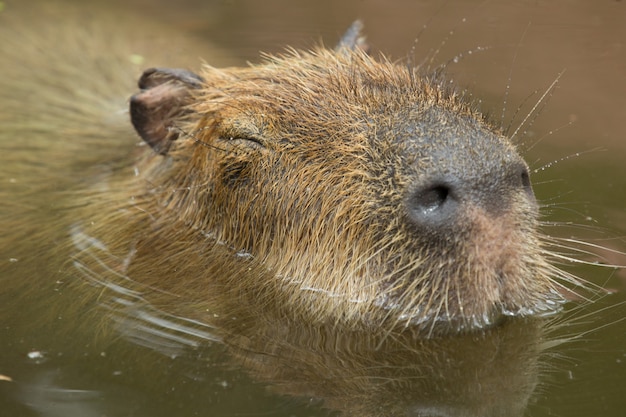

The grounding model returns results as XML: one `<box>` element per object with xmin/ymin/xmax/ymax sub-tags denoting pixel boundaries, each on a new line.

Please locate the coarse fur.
<box><xmin>67</xmin><ymin>46</ymin><xmax>569</xmax><ymax>338</ymax></box>
<box><xmin>0</xmin><ymin>3</ymin><xmax>581</xmax><ymax>344</ymax></box>
<box><xmin>1</xmin><ymin>4</ymin><xmax>612</xmax><ymax>416</ymax></box>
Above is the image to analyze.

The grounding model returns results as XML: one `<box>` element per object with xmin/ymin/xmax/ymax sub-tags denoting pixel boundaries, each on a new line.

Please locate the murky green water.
<box><xmin>1</xmin><ymin>0</ymin><xmax>625</xmax><ymax>416</ymax></box>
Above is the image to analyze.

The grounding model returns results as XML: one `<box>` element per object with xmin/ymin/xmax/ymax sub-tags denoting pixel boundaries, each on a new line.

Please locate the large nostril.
<box><xmin>406</xmin><ymin>163</ymin><xmax>535</xmax><ymax>232</ymax></box>
<box><xmin>415</xmin><ymin>185</ymin><xmax>450</xmax><ymax>214</ymax></box>
<box><xmin>518</xmin><ymin>165</ymin><xmax>536</xmax><ymax>202</ymax></box>
<box><xmin>520</xmin><ymin>169</ymin><xmax>531</xmax><ymax>189</ymax></box>
<box><xmin>408</xmin><ymin>181</ymin><xmax>459</xmax><ymax>230</ymax></box>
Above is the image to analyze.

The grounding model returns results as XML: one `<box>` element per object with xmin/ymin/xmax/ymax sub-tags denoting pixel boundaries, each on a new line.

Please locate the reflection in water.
<box><xmin>17</xmin><ymin>371</ymin><xmax>105</xmax><ymax>417</ymax></box>
<box><xmin>225</xmin><ymin>318</ymin><xmax>544</xmax><ymax>417</ymax></box>
<box><xmin>71</xmin><ymin>224</ymin><xmax>224</xmax><ymax>358</ymax></box>
<box><xmin>70</xmin><ymin>221</ymin><xmax>544</xmax><ymax>417</ymax></box>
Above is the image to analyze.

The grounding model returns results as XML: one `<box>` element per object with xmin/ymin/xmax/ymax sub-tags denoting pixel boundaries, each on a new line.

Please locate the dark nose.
<box><xmin>406</xmin><ymin>162</ymin><xmax>534</xmax><ymax>231</ymax></box>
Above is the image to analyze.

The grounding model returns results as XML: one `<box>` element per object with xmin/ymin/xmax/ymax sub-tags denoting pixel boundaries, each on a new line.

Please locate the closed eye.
<box><xmin>224</xmin><ymin>136</ymin><xmax>266</xmax><ymax>150</ymax></box>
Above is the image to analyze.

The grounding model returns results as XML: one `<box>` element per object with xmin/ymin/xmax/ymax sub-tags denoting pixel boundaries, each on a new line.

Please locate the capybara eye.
<box><xmin>225</xmin><ymin>136</ymin><xmax>266</xmax><ymax>150</ymax></box>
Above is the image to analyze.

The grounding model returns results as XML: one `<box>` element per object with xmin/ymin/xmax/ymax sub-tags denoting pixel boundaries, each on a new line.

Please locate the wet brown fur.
<box><xmin>0</xmin><ymin>4</ymin><xmax>574</xmax><ymax>340</ymax></box>
<box><xmin>69</xmin><ymin>48</ymin><xmax>569</xmax><ymax>337</ymax></box>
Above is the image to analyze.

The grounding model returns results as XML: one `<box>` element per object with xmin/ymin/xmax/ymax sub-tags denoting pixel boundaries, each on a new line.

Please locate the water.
<box><xmin>1</xmin><ymin>0</ymin><xmax>625</xmax><ymax>416</ymax></box>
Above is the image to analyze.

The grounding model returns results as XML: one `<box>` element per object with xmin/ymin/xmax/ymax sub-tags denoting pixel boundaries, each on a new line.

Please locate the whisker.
<box><xmin>406</xmin><ymin>3</ymin><xmax>446</xmax><ymax>70</ymax></box>
<box><xmin>544</xmin><ymin>299</ymin><xmax>626</xmax><ymax>348</ymax></box>
<box><xmin>504</xmin><ymin>88</ymin><xmax>540</xmax><ymax>136</ymax></box>
<box><xmin>549</xmin><ymin>238</ymin><xmax>626</xmax><ymax>261</ymax></box>
<box><xmin>532</xmin><ymin>148</ymin><xmax>605</xmax><ymax>173</ymax></box>
<box><xmin>522</xmin><ymin>119</ymin><xmax>576</xmax><ymax>153</ymax></box>
<box><xmin>510</xmin><ymin>71</ymin><xmax>564</xmax><ymax>141</ymax></box>
<box><xmin>422</xmin><ymin>15</ymin><xmax>468</xmax><ymax>72</ymax></box>
<box><xmin>501</xmin><ymin>22</ymin><xmax>531</xmax><ymax>130</ymax></box>
<box><xmin>435</xmin><ymin>45</ymin><xmax>491</xmax><ymax>73</ymax></box>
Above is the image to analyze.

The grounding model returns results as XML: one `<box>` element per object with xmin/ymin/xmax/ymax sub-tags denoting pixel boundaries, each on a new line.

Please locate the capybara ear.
<box><xmin>130</xmin><ymin>68</ymin><xmax>204</xmax><ymax>155</ymax></box>
<box><xmin>335</xmin><ymin>20</ymin><xmax>370</xmax><ymax>54</ymax></box>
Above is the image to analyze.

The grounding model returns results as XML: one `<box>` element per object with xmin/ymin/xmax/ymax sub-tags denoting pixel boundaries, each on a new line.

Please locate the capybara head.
<box><xmin>126</xmin><ymin>30</ymin><xmax>568</xmax><ymax>336</ymax></box>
